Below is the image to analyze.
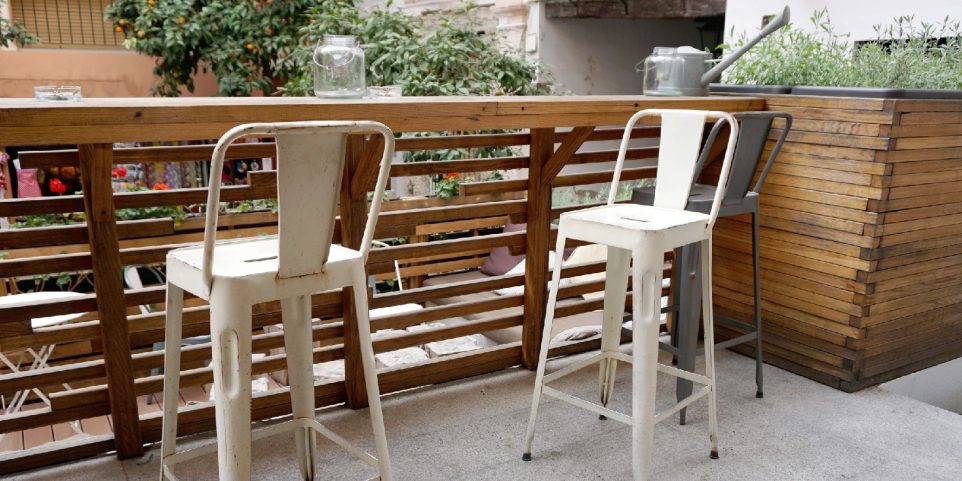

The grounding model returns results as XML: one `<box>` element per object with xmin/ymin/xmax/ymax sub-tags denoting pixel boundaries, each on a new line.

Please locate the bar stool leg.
<box><xmin>209</xmin><ymin>289</ymin><xmax>254</xmax><ymax>481</ymax></box>
<box><xmin>701</xmin><ymin>238</ymin><xmax>720</xmax><ymax>459</ymax></box>
<box><xmin>281</xmin><ymin>295</ymin><xmax>317</xmax><ymax>481</ymax></box>
<box><xmin>631</xmin><ymin>248</ymin><xmax>663</xmax><ymax>481</ymax></box>
<box><xmin>159</xmin><ymin>283</ymin><xmax>184</xmax><ymax>480</ymax></box>
<box><xmin>675</xmin><ymin>242</ymin><xmax>701</xmax><ymax>426</ymax></box>
<box><xmin>350</xmin><ymin>262</ymin><xmax>393</xmax><ymax>481</ymax></box>
<box><xmin>751</xmin><ymin>211</ymin><xmax>764</xmax><ymax>399</ymax></box>
<box><xmin>669</xmin><ymin>248</ymin><xmax>682</xmax><ymax>366</ymax></box>
<box><xmin>598</xmin><ymin>246</ymin><xmax>631</xmax><ymax>413</ymax></box>
<box><xmin>522</xmin><ymin>231</ymin><xmax>568</xmax><ymax>461</ymax></box>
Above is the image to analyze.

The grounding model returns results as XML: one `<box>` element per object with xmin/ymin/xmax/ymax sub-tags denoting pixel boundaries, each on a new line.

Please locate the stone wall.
<box><xmin>545</xmin><ymin>0</ymin><xmax>724</xmax><ymax>19</ymax></box>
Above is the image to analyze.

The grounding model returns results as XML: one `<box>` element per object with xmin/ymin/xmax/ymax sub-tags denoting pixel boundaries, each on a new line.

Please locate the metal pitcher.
<box><xmin>640</xmin><ymin>6</ymin><xmax>791</xmax><ymax>96</ymax></box>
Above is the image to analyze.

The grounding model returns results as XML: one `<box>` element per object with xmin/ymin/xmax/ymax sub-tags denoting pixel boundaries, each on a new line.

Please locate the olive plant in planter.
<box><xmin>716</xmin><ymin>9</ymin><xmax>962</xmax><ymax>99</ymax></box>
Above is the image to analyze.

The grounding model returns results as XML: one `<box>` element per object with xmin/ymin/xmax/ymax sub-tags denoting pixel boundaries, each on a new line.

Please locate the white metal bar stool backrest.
<box><xmin>608</xmin><ymin>109</ymin><xmax>739</xmax><ymax>229</ymax></box>
<box><xmin>200</xmin><ymin>121</ymin><xmax>395</xmax><ymax>292</ymax></box>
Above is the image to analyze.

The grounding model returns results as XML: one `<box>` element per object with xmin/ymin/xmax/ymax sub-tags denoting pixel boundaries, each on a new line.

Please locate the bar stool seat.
<box><xmin>561</xmin><ymin>203</ymin><xmax>711</xmax><ymax>248</ymax></box>
<box><xmin>166</xmin><ymin>238</ymin><xmax>362</xmax><ymax>298</ymax></box>
<box><xmin>633</xmin><ymin>183</ymin><xmax>758</xmax><ymax>216</ymax></box>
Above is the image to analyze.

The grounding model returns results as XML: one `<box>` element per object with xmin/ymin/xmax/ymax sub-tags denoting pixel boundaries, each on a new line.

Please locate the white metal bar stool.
<box><xmin>522</xmin><ymin>109</ymin><xmax>738</xmax><ymax>481</ymax></box>
<box><xmin>159</xmin><ymin>121</ymin><xmax>395</xmax><ymax>481</ymax></box>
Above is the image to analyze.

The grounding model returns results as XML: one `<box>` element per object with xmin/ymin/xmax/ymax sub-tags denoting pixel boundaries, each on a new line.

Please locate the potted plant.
<box><xmin>713</xmin><ymin>9</ymin><xmax>962</xmax><ymax>99</ymax></box>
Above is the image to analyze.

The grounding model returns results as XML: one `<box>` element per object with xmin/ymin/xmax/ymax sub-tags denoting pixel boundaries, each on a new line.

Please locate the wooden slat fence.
<box><xmin>0</xmin><ymin>96</ymin><xmax>762</xmax><ymax>473</ymax></box>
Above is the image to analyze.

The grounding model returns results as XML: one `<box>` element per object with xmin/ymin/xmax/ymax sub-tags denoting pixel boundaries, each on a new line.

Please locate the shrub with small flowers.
<box><xmin>435</xmin><ymin>173</ymin><xmax>461</xmax><ymax>200</ymax></box>
<box><xmin>114</xmin><ymin>183</ymin><xmax>187</xmax><ymax>222</ymax></box>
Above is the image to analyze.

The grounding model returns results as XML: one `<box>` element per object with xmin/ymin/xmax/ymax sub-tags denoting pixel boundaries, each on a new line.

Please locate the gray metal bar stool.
<box><xmin>631</xmin><ymin>111</ymin><xmax>791</xmax><ymax>422</ymax></box>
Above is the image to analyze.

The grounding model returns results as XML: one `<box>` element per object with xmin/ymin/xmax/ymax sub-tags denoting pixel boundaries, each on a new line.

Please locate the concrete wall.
<box><xmin>725</xmin><ymin>0</ymin><xmax>962</xmax><ymax>43</ymax></box>
<box><xmin>535</xmin><ymin>4</ymin><xmax>703</xmax><ymax>95</ymax></box>
<box><xmin>0</xmin><ymin>49</ymin><xmax>218</xmax><ymax>98</ymax></box>
<box><xmin>0</xmin><ymin>3</ymin><xmax>218</xmax><ymax>98</ymax></box>
<box><xmin>882</xmin><ymin>357</ymin><xmax>962</xmax><ymax>415</ymax></box>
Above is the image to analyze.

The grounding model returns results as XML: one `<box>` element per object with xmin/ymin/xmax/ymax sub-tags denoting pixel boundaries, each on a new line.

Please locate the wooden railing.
<box><xmin>0</xmin><ymin>96</ymin><xmax>762</xmax><ymax>472</ymax></box>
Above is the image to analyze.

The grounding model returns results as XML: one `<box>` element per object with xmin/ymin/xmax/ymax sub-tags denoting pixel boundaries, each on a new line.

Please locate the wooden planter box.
<box><xmin>713</xmin><ymin>94</ymin><xmax>962</xmax><ymax>391</ymax></box>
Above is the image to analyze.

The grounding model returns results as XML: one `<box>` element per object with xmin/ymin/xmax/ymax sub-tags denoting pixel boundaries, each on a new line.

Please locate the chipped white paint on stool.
<box><xmin>159</xmin><ymin>121</ymin><xmax>395</xmax><ymax>481</ymax></box>
<box><xmin>522</xmin><ymin>109</ymin><xmax>739</xmax><ymax>481</ymax></box>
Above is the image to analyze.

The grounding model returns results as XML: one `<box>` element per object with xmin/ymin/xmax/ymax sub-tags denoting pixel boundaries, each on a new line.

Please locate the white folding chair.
<box><xmin>0</xmin><ymin>291</ymin><xmax>86</xmax><ymax>417</ymax></box>
<box><xmin>522</xmin><ymin>109</ymin><xmax>739</xmax><ymax>481</ymax></box>
<box><xmin>159</xmin><ymin>121</ymin><xmax>395</xmax><ymax>481</ymax></box>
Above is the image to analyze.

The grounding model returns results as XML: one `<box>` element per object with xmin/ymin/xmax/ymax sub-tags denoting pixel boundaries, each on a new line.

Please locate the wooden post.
<box><xmin>339</xmin><ymin>134</ymin><xmax>371</xmax><ymax>409</ymax></box>
<box><xmin>521</xmin><ymin>128</ymin><xmax>555</xmax><ymax>369</ymax></box>
<box><xmin>77</xmin><ymin>143</ymin><xmax>143</xmax><ymax>458</ymax></box>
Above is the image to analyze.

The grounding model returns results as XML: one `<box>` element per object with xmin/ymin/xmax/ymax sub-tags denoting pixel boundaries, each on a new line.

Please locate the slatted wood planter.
<box><xmin>712</xmin><ymin>94</ymin><xmax>962</xmax><ymax>392</ymax></box>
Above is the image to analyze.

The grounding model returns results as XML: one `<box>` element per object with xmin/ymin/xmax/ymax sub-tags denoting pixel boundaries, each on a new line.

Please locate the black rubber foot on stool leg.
<box><xmin>599</xmin><ymin>414</ymin><xmax>607</xmax><ymax>420</ymax></box>
<box><xmin>710</xmin><ymin>450</ymin><xmax>719</xmax><ymax>460</ymax></box>
<box><xmin>756</xmin><ymin>391</ymin><xmax>764</xmax><ymax>399</ymax></box>
<box><xmin>522</xmin><ymin>453</ymin><xmax>532</xmax><ymax>462</ymax></box>
<box><xmin>679</xmin><ymin>412</ymin><xmax>686</xmax><ymax>426</ymax></box>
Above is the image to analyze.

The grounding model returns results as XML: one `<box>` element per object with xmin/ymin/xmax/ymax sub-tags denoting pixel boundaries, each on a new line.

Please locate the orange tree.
<box><xmin>0</xmin><ymin>0</ymin><xmax>37</xmax><ymax>47</ymax></box>
<box><xmin>107</xmin><ymin>0</ymin><xmax>316</xmax><ymax>96</ymax></box>
<box><xmin>107</xmin><ymin>0</ymin><xmax>549</xmax><ymax>98</ymax></box>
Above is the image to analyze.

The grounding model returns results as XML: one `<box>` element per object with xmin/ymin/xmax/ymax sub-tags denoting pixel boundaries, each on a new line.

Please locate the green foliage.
<box><xmin>13</xmin><ymin>213</ymin><xmax>85</xmax><ymax>228</ymax></box>
<box><xmin>722</xmin><ymin>9</ymin><xmax>962</xmax><ymax>89</ymax></box>
<box><xmin>435</xmin><ymin>172</ymin><xmax>461</xmax><ymax>200</ymax></box>
<box><xmin>106</xmin><ymin>0</ymin><xmax>318</xmax><ymax>96</ymax></box>
<box><xmin>0</xmin><ymin>0</ymin><xmax>39</xmax><ymax>48</ymax></box>
<box><xmin>284</xmin><ymin>0</ymin><xmax>549</xmax><ymax>97</ymax></box>
<box><xmin>30</xmin><ymin>271</ymin><xmax>87</xmax><ymax>293</ymax></box>
<box><xmin>107</xmin><ymin>0</ymin><xmax>548</xmax><ymax>97</ymax></box>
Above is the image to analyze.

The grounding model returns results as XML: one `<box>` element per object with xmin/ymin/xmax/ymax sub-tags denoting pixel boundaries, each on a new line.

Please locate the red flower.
<box><xmin>49</xmin><ymin>178</ymin><xmax>67</xmax><ymax>195</ymax></box>
<box><xmin>112</xmin><ymin>166</ymin><xmax>127</xmax><ymax>178</ymax></box>
<box><xmin>445</xmin><ymin>173</ymin><xmax>460</xmax><ymax>181</ymax></box>
<box><xmin>152</xmin><ymin>182</ymin><xmax>170</xmax><ymax>190</ymax></box>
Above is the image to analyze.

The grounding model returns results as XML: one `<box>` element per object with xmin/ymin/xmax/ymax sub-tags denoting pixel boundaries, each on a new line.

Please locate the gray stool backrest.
<box><xmin>694</xmin><ymin>111</ymin><xmax>792</xmax><ymax>204</ymax></box>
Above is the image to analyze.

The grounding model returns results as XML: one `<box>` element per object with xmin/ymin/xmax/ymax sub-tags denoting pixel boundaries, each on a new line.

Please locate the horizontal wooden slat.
<box><xmin>389</xmin><ymin>156</ymin><xmax>528</xmax><ymax>177</ymax></box>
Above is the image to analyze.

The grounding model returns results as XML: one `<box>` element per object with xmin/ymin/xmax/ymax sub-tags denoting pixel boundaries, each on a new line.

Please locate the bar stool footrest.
<box><xmin>538</xmin><ymin>353</ymin><xmax>714</xmax><ymax>429</ymax></box>
<box><xmin>160</xmin><ymin>416</ymin><xmax>382</xmax><ymax>479</ymax></box>
<box><xmin>715</xmin><ymin>315</ymin><xmax>757</xmax><ymax>333</ymax></box>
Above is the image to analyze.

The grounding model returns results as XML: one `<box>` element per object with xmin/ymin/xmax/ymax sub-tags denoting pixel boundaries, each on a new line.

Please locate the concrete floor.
<box><xmin>12</xmin><ymin>347</ymin><xmax>962</xmax><ymax>481</ymax></box>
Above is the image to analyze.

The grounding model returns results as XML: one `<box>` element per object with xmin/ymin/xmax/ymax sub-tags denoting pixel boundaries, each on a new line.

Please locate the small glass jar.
<box><xmin>34</xmin><ymin>85</ymin><xmax>82</xmax><ymax>102</ymax></box>
<box><xmin>313</xmin><ymin>34</ymin><xmax>366</xmax><ymax>99</ymax></box>
<box><xmin>641</xmin><ymin>47</ymin><xmax>680</xmax><ymax>96</ymax></box>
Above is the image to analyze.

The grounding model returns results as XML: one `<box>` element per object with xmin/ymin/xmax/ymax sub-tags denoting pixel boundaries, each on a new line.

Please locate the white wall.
<box><xmin>536</xmin><ymin>7</ymin><xmax>704</xmax><ymax>95</ymax></box>
<box><xmin>726</xmin><ymin>1</ymin><xmax>962</xmax><ymax>43</ymax></box>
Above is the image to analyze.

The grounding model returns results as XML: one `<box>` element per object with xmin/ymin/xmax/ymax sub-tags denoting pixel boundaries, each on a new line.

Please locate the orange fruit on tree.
<box><xmin>246</xmin><ymin>43</ymin><xmax>254</xmax><ymax>51</ymax></box>
<box><xmin>114</xmin><ymin>26</ymin><xmax>123</xmax><ymax>33</ymax></box>
<box><xmin>177</xmin><ymin>16</ymin><xmax>186</xmax><ymax>24</ymax></box>
<box><xmin>137</xmin><ymin>30</ymin><xmax>145</xmax><ymax>38</ymax></box>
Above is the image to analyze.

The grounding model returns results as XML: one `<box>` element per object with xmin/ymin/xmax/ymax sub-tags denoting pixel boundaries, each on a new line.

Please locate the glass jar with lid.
<box><xmin>313</xmin><ymin>34</ymin><xmax>366</xmax><ymax>99</ymax></box>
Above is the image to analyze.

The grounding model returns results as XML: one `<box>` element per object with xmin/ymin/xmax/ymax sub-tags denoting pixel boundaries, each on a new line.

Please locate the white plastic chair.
<box><xmin>522</xmin><ymin>109</ymin><xmax>739</xmax><ymax>481</ymax></box>
<box><xmin>159</xmin><ymin>121</ymin><xmax>395</xmax><ymax>481</ymax></box>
